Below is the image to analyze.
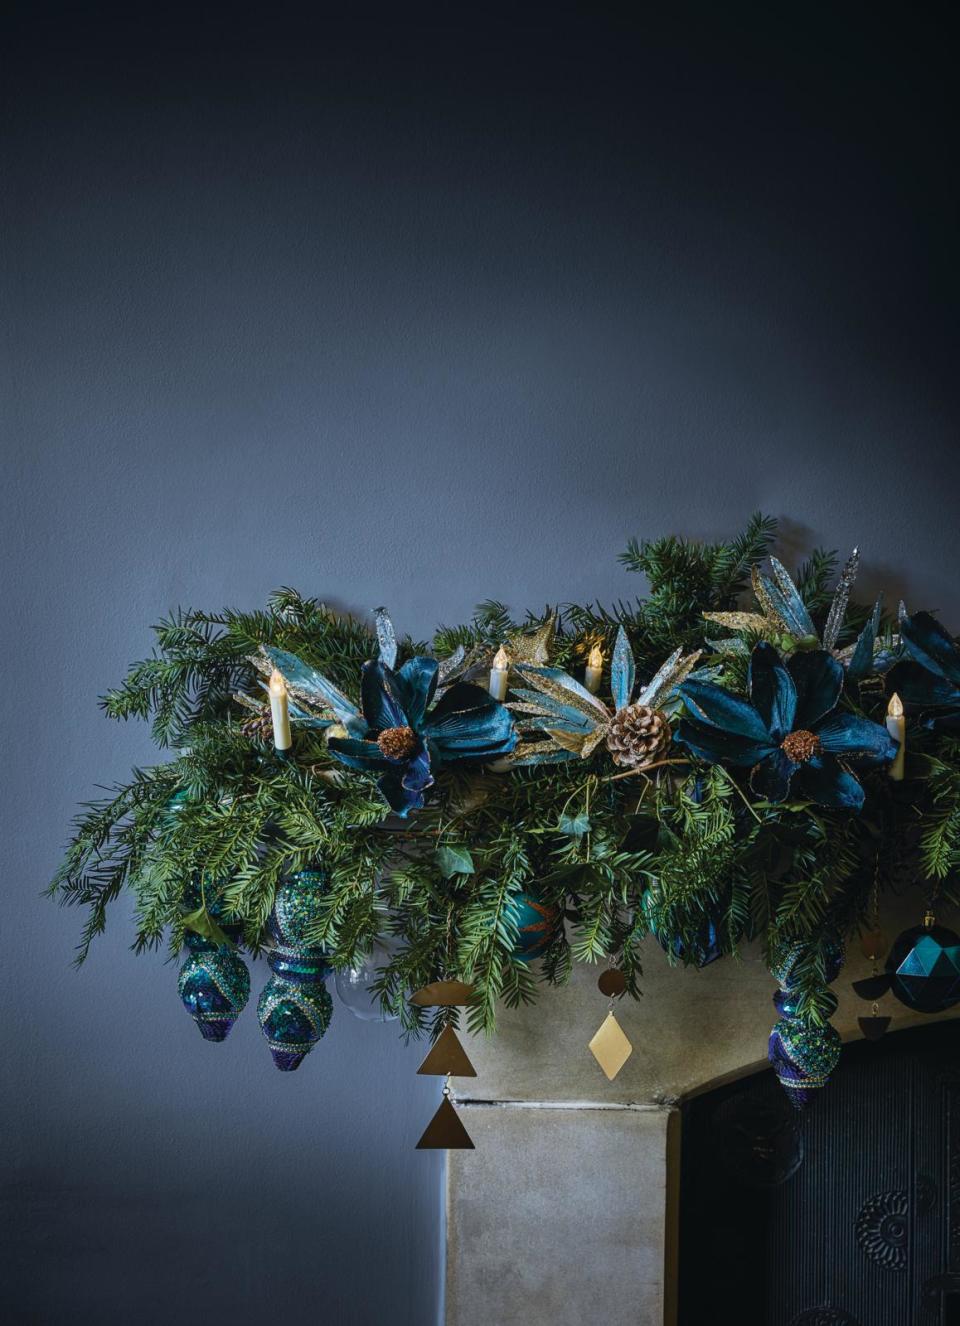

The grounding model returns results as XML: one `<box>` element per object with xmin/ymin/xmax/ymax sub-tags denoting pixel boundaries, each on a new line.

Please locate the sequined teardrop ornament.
<box><xmin>258</xmin><ymin>869</ymin><xmax>333</xmax><ymax>1071</ymax></box>
<box><xmin>178</xmin><ymin>938</ymin><xmax>250</xmax><ymax>1042</ymax></box>
<box><xmin>768</xmin><ymin>940</ymin><xmax>843</xmax><ymax>1108</ymax></box>
<box><xmin>177</xmin><ymin>878</ymin><xmax>250</xmax><ymax>1042</ymax></box>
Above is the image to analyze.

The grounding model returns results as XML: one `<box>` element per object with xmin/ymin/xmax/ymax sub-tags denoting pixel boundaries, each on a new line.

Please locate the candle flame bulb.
<box><xmin>886</xmin><ymin>691</ymin><xmax>905</xmax><ymax>780</ymax></box>
<box><xmin>268</xmin><ymin>669</ymin><xmax>292</xmax><ymax>751</ymax></box>
<box><xmin>585</xmin><ymin>643</ymin><xmax>604</xmax><ymax>694</ymax></box>
<box><xmin>489</xmin><ymin>644</ymin><xmax>510</xmax><ymax>702</ymax></box>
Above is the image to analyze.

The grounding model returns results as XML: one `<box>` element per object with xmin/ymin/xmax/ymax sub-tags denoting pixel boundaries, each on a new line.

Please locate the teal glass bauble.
<box><xmin>507</xmin><ymin>891</ymin><xmax>559</xmax><ymax>962</ymax></box>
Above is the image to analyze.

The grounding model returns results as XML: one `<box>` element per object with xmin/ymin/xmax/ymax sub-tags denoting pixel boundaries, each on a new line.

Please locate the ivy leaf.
<box><xmin>182</xmin><ymin>905</ymin><xmax>230</xmax><ymax>947</ymax></box>
<box><xmin>558</xmin><ymin>813</ymin><xmax>591</xmax><ymax>839</ymax></box>
<box><xmin>436</xmin><ymin>844</ymin><xmax>475</xmax><ymax>878</ymax></box>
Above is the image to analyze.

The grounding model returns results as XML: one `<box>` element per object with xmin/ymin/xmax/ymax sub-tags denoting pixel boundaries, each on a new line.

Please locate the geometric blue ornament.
<box><xmin>258</xmin><ymin>869</ymin><xmax>334</xmax><ymax>1070</ymax></box>
<box><xmin>886</xmin><ymin>923</ymin><xmax>960</xmax><ymax>1013</ymax></box>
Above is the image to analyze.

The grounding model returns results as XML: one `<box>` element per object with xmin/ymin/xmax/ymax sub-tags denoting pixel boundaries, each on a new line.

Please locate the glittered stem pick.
<box><xmin>410</xmin><ymin>979</ymin><xmax>475</xmax><ymax>1007</ymax></box>
<box><xmin>417</xmin><ymin>1026</ymin><xmax>476</xmax><ymax>1077</ymax></box>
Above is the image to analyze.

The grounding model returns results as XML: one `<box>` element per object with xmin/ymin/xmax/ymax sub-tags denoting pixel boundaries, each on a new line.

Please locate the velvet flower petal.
<box><xmin>325</xmin><ymin>736</ymin><xmax>394</xmax><ymax>773</ymax></box>
<box><xmin>816</xmin><ymin>712</ymin><xmax>899</xmax><ymax>765</ymax></box>
<box><xmin>749</xmin><ymin>642</ymin><xmax>797</xmax><ymax>741</ymax></box>
<box><xmin>788</xmin><ymin>650</ymin><xmax>843</xmax><ymax>731</ymax></box>
<box><xmin>423</xmin><ymin>682</ymin><xmax>517</xmax><ymax>761</ymax></box>
<box><xmin>360</xmin><ymin>660</ymin><xmax>410</xmax><ymax>731</ymax></box>
<box><xmin>680</xmin><ymin>678</ymin><xmax>772</xmax><ymax>743</ymax></box>
<box><xmin>393</xmin><ymin>657</ymin><xmax>440</xmax><ymax>728</ymax></box>
<box><xmin>676</xmin><ymin>717</ymin><xmax>775</xmax><ymax>767</ymax></box>
<box><xmin>899</xmin><ymin>611</ymin><xmax>960</xmax><ymax>684</ymax></box>
<box><xmin>749</xmin><ymin>747</ymin><xmax>798</xmax><ymax>802</ymax></box>
<box><xmin>794</xmin><ymin>756</ymin><xmax>865</xmax><ymax>810</ymax></box>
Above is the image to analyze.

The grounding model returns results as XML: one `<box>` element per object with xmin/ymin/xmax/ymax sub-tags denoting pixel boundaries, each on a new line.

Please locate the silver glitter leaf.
<box><xmin>637</xmin><ymin>648</ymin><xmax>702</xmax><ymax>710</ymax></box>
<box><xmin>610</xmin><ymin>625</ymin><xmax>635</xmax><ymax>712</ymax></box>
<box><xmin>767</xmin><ymin>558</ymin><xmax>817</xmax><ymax>639</ymax></box>
<box><xmin>822</xmin><ymin>546</ymin><xmax>860</xmax><ymax>651</ymax></box>
<box><xmin>374</xmin><ymin>607</ymin><xmax>398</xmax><ymax>670</ymax></box>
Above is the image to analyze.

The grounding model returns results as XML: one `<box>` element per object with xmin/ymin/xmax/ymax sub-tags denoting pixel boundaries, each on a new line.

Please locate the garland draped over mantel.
<box><xmin>51</xmin><ymin>515</ymin><xmax>960</xmax><ymax>1105</ymax></box>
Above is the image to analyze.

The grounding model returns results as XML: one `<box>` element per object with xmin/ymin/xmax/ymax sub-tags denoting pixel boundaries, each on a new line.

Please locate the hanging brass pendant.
<box><xmin>588</xmin><ymin>1011</ymin><xmax>633</xmax><ymax>1081</ymax></box>
<box><xmin>417</xmin><ymin>1025</ymin><xmax>477</xmax><ymax>1077</ymax></box>
<box><xmin>410</xmin><ymin>980</ymin><xmax>476</xmax><ymax>1007</ymax></box>
<box><xmin>416</xmin><ymin>1096</ymin><xmax>475</xmax><ymax>1150</ymax></box>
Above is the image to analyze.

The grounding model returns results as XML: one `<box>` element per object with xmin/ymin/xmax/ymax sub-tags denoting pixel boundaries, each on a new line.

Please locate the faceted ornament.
<box><xmin>886</xmin><ymin>924</ymin><xmax>960</xmax><ymax>1013</ymax></box>
<box><xmin>588</xmin><ymin>1011</ymin><xmax>633</xmax><ymax>1081</ymax></box>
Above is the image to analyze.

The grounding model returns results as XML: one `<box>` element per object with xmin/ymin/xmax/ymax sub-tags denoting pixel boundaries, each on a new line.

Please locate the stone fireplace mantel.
<box><xmin>446</xmin><ymin>894</ymin><xmax>960</xmax><ymax>1326</ymax></box>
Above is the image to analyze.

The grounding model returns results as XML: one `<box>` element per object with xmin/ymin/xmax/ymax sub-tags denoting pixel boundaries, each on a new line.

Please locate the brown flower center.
<box><xmin>377</xmin><ymin>725</ymin><xmax>419</xmax><ymax>761</ymax></box>
<box><xmin>781</xmin><ymin>728</ymin><xmax>821</xmax><ymax>763</ymax></box>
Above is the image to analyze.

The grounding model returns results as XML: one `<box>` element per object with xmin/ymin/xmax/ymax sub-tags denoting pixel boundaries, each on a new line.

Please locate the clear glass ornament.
<box><xmin>335</xmin><ymin>938</ymin><xmax>401</xmax><ymax>1022</ymax></box>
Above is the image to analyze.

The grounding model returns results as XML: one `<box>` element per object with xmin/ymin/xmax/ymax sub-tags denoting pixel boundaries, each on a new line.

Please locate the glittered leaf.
<box><xmin>436</xmin><ymin>644</ymin><xmax>466</xmax><ymax>684</ymax></box>
<box><xmin>703</xmin><ymin>611</ymin><xmax>772</xmax><ymax>633</ymax></box>
<box><xmin>436</xmin><ymin>845</ymin><xmax>475</xmax><ymax>878</ymax></box>
<box><xmin>505</xmin><ymin>617</ymin><xmax>556</xmax><ymax>666</ymax></box>
<box><xmin>260</xmin><ymin>647</ymin><xmax>365</xmax><ymax>734</ymax></box>
<box><xmin>637</xmin><ymin>648</ymin><xmax>703</xmax><ymax>710</ymax></box>
<box><xmin>182</xmin><ymin>905</ymin><xmax>230</xmax><ymax>947</ymax></box>
<box><xmin>558</xmin><ymin>813</ymin><xmax>591</xmax><ymax>838</ymax></box>
<box><xmin>513</xmin><ymin>665</ymin><xmax>609</xmax><ymax>722</ymax></box>
<box><xmin>510</xmin><ymin>741</ymin><xmax>581</xmax><ymax>765</ymax></box>
<box><xmin>544</xmin><ymin>728</ymin><xmax>589</xmax><ymax>755</ymax></box>
<box><xmin>846</xmin><ymin>595</ymin><xmax>883</xmax><ymax>684</ymax></box>
<box><xmin>767</xmin><ymin>558</ymin><xmax>817</xmax><ymax>639</ymax></box>
<box><xmin>374</xmin><ymin>607</ymin><xmax>398</xmax><ymax>670</ymax></box>
<box><xmin>610</xmin><ymin>626</ymin><xmax>635</xmax><ymax>712</ymax></box>
<box><xmin>822</xmin><ymin>547</ymin><xmax>860</xmax><ymax>651</ymax></box>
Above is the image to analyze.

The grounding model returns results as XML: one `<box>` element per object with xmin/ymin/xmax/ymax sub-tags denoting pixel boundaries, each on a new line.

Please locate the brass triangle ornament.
<box><xmin>416</xmin><ymin>1095</ymin><xmax>475</xmax><ymax>1150</ymax></box>
<box><xmin>417</xmin><ymin>1025</ymin><xmax>477</xmax><ymax>1077</ymax></box>
<box><xmin>588</xmin><ymin>1010</ymin><xmax>633</xmax><ymax>1082</ymax></box>
<box><xmin>410</xmin><ymin>979</ymin><xmax>476</xmax><ymax>1007</ymax></box>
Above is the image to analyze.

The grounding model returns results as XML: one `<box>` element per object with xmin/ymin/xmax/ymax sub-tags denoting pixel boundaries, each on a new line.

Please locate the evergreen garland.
<box><xmin>50</xmin><ymin>515</ymin><xmax>960</xmax><ymax>1044</ymax></box>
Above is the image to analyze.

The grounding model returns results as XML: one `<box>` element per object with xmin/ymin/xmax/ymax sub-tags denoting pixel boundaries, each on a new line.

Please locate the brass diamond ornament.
<box><xmin>588</xmin><ymin>1011</ymin><xmax>633</xmax><ymax>1081</ymax></box>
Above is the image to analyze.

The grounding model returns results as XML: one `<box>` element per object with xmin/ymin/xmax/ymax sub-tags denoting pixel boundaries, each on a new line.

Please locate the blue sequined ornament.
<box><xmin>885</xmin><ymin>922</ymin><xmax>960</xmax><ymax>1013</ymax></box>
<box><xmin>768</xmin><ymin>938</ymin><xmax>844</xmax><ymax>1108</ymax></box>
<box><xmin>768</xmin><ymin>1019</ymin><xmax>841</xmax><ymax>1110</ymax></box>
<box><xmin>178</xmin><ymin>943</ymin><xmax>251</xmax><ymax>1042</ymax></box>
<box><xmin>177</xmin><ymin>875</ymin><xmax>250</xmax><ymax>1042</ymax></box>
<box><xmin>258</xmin><ymin>869</ymin><xmax>333</xmax><ymax>1070</ymax></box>
<box><xmin>507</xmin><ymin>891</ymin><xmax>560</xmax><ymax>962</ymax></box>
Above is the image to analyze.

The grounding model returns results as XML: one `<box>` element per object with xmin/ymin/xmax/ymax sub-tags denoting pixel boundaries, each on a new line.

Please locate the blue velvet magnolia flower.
<box><xmin>677</xmin><ymin>642</ymin><xmax>897</xmax><ymax>809</ymax></box>
<box><xmin>887</xmin><ymin>611</ymin><xmax>960</xmax><ymax>731</ymax></box>
<box><xmin>326</xmin><ymin>657</ymin><xmax>516</xmax><ymax>816</ymax></box>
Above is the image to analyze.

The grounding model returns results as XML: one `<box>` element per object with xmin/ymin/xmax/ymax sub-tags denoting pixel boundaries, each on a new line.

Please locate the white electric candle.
<box><xmin>489</xmin><ymin>644</ymin><xmax>510</xmax><ymax>702</ymax></box>
<box><xmin>268</xmin><ymin>668</ymin><xmax>293</xmax><ymax>751</ymax></box>
<box><xmin>584</xmin><ymin>643</ymin><xmax>604</xmax><ymax>695</ymax></box>
<box><xmin>886</xmin><ymin>692</ymin><xmax>905</xmax><ymax>781</ymax></box>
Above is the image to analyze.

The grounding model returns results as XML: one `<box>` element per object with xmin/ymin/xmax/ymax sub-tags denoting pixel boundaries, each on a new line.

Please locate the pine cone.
<box><xmin>605</xmin><ymin>704</ymin><xmax>671</xmax><ymax>768</ymax></box>
<box><xmin>241</xmin><ymin>710</ymin><xmax>275</xmax><ymax>744</ymax></box>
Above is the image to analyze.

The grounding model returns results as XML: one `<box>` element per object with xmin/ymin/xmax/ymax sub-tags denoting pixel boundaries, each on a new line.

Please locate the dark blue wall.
<box><xmin>2</xmin><ymin>7</ymin><xmax>958</xmax><ymax>1324</ymax></box>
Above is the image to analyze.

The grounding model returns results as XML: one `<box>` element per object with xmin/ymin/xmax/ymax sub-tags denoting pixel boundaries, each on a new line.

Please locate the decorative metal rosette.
<box><xmin>855</xmin><ymin>1189</ymin><xmax>909</xmax><ymax>1271</ymax></box>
